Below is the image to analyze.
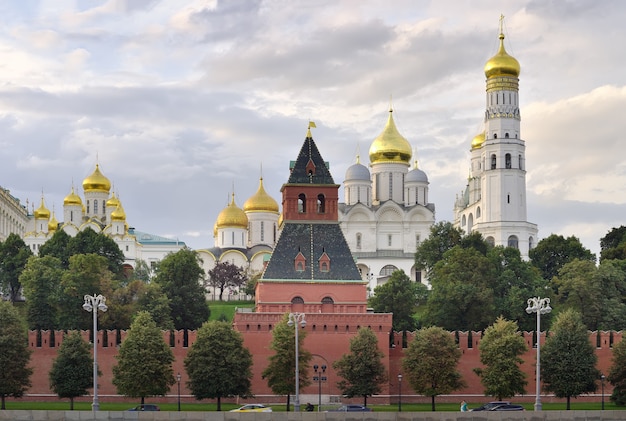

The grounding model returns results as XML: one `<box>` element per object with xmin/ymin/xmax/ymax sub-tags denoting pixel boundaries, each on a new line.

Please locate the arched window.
<box><xmin>356</xmin><ymin>233</ymin><xmax>362</xmax><ymax>250</ymax></box>
<box><xmin>94</xmin><ymin>200</ymin><xmax>98</xmax><ymax>215</ymax></box>
<box><xmin>476</xmin><ymin>207</ymin><xmax>481</xmax><ymax>218</ymax></box>
<box><xmin>505</xmin><ymin>153</ymin><xmax>512</xmax><ymax>169</ymax></box>
<box><xmin>322</xmin><ymin>297</ymin><xmax>334</xmax><ymax>304</ymax></box>
<box><xmin>380</xmin><ymin>264</ymin><xmax>398</xmax><ymax>277</ymax></box>
<box><xmin>291</xmin><ymin>296</ymin><xmax>304</xmax><ymax>304</ymax></box>
<box><xmin>317</xmin><ymin>194</ymin><xmax>325</xmax><ymax>213</ymax></box>
<box><xmin>494</xmin><ymin>133</ymin><xmax>498</xmax><ymax>139</ymax></box>
<box><xmin>298</xmin><ymin>193</ymin><xmax>306</xmax><ymax>213</ymax></box>
<box><xmin>507</xmin><ymin>235</ymin><xmax>519</xmax><ymax>249</ymax></box>
<box><xmin>529</xmin><ymin>236</ymin><xmax>534</xmax><ymax>249</ymax></box>
<box><xmin>461</xmin><ymin>214</ymin><xmax>466</xmax><ymax>227</ymax></box>
<box><xmin>296</xmin><ymin>262</ymin><xmax>304</xmax><ymax>272</ymax></box>
<box><xmin>505</xmin><ymin>133</ymin><xmax>509</xmax><ymax>138</ymax></box>
<box><xmin>491</xmin><ymin>154</ymin><xmax>496</xmax><ymax>169</ymax></box>
<box><xmin>486</xmin><ymin>236</ymin><xmax>495</xmax><ymax>247</ymax></box>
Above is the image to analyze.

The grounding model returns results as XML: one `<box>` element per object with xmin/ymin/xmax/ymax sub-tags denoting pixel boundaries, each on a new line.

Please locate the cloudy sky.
<box><xmin>1</xmin><ymin>0</ymin><xmax>624</xmax><ymax>258</ymax></box>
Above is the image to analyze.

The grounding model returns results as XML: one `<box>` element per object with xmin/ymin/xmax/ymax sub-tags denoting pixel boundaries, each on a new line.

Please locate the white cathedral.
<box><xmin>1</xmin><ymin>21</ymin><xmax>537</xmax><ymax>292</ymax></box>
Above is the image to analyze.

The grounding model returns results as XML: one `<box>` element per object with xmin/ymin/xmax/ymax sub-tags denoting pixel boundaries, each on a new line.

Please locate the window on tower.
<box><xmin>86</xmin><ymin>200</ymin><xmax>90</xmax><ymax>214</ymax></box>
<box><xmin>491</xmin><ymin>154</ymin><xmax>496</xmax><ymax>169</ymax></box>
<box><xmin>317</xmin><ymin>194</ymin><xmax>325</xmax><ymax>213</ymax></box>
<box><xmin>505</xmin><ymin>153</ymin><xmax>512</xmax><ymax>169</ymax></box>
<box><xmin>356</xmin><ymin>233</ymin><xmax>362</xmax><ymax>250</ymax></box>
<box><xmin>298</xmin><ymin>193</ymin><xmax>306</xmax><ymax>213</ymax></box>
<box><xmin>508</xmin><ymin>235</ymin><xmax>519</xmax><ymax>249</ymax></box>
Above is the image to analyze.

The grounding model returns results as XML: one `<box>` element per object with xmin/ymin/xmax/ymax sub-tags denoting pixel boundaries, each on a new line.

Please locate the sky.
<box><xmin>1</xmin><ymin>0</ymin><xmax>624</xmax><ymax>259</ymax></box>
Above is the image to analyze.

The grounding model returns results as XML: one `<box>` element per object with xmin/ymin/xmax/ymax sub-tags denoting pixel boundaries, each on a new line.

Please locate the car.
<box><xmin>471</xmin><ymin>401</ymin><xmax>524</xmax><ymax>411</ymax></box>
<box><xmin>229</xmin><ymin>404</ymin><xmax>272</xmax><ymax>412</ymax></box>
<box><xmin>332</xmin><ymin>404</ymin><xmax>373</xmax><ymax>412</ymax></box>
<box><xmin>127</xmin><ymin>404</ymin><xmax>160</xmax><ymax>411</ymax></box>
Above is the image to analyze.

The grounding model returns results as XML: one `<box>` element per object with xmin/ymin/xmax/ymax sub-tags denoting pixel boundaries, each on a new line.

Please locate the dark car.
<box><xmin>333</xmin><ymin>404</ymin><xmax>373</xmax><ymax>412</ymax></box>
<box><xmin>127</xmin><ymin>404</ymin><xmax>160</xmax><ymax>411</ymax></box>
<box><xmin>471</xmin><ymin>401</ymin><xmax>524</xmax><ymax>411</ymax></box>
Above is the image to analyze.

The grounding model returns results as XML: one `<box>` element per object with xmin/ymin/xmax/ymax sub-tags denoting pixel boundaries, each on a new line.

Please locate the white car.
<box><xmin>230</xmin><ymin>404</ymin><xmax>272</xmax><ymax>412</ymax></box>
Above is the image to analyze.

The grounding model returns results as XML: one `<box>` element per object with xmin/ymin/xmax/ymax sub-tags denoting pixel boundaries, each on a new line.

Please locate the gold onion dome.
<box><xmin>216</xmin><ymin>193</ymin><xmax>248</xmax><ymax>229</ymax></box>
<box><xmin>106</xmin><ymin>192</ymin><xmax>120</xmax><ymax>208</ymax></box>
<box><xmin>369</xmin><ymin>108</ymin><xmax>412</xmax><ymax>165</ymax></box>
<box><xmin>34</xmin><ymin>197</ymin><xmax>50</xmax><ymax>219</ymax></box>
<box><xmin>111</xmin><ymin>203</ymin><xmax>126</xmax><ymax>221</ymax></box>
<box><xmin>63</xmin><ymin>186</ymin><xmax>83</xmax><ymax>206</ymax></box>
<box><xmin>484</xmin><ymin>32</ymin><xmax>520</xmax><ymax>79</ymax></box>
<box><xmin>471</xmin><ymin>131</ymin><xmax>486</xmax><ymax>149</ymax></box>
<box><xmin>244</xmin><ymin>178</ymin><xmax>279</xmax><ymax>213</ymax></box>
<box><xmin>48</xmin><ymin>213</ymin><xmax>59</xmax><ymax>231</ymax></box>
<box><xmin>82</xmin><ymin>164</ymin><xmax>111</xmax><ymax>193</ymax></box>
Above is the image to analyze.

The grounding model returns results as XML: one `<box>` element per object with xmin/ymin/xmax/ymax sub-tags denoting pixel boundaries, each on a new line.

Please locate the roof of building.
<box><xmin>286</xmin><ymin>133</ymin><xmax>335</xmax><ymax>185</ymax></box>
<box><xmin>128</xmin><ymin>228</ymin><xmax>186</xmax><ymax>246</ymax></box>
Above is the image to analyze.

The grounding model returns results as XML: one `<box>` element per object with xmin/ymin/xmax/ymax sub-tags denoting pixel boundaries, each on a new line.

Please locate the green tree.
<box><xmin>131</xmin><ymin>259</ymin><xmax>152</xmax><ymax>283</ymax></box>
<box><xmin>402</xmin><ymin>326</ymin><xmax>465</xmax><ymax>411</ymax></box>
<box><xmin>368</xmin><ymin>270</ymin><xmax>426</xmax><ymax>331</ymax></box>
<box><xmin>112</xmin><ymin>312</ymin><xmax>175</xmax><ymax>404</ymax></box>
<box><xmin>207</xmin><ymin>261</ymin><xmax>248</xmax><ymax>301</ymax></box>
<box><xmin>474</xmin><ymin>317</ymin><xmax>527</xmax><ymax>400</ymax></box>
<box><xmin>414</xmin><ymin>221</ymin><xmax>464</xmax><ymax>277</ymax></box>
<box><xmin>529</xmin><ymin>234</ymin><xmax>595</xmax><ymax>282</ymax></box>
<box><xmin>38</xmin><ymin>229</ymin><xmax>72</xmax><ymax>268</ymax></box>
<box><xmin>423</xmin><ymin>246</ymin><xmax>496</xmax><ymax>331</ymax></box>
<box><xmin>333</xmin><ymin>327</ymin><xmax>387</xmax><ymax>407</ymax></box>
<box><xmin>600</xmin><ymin>226</ymin><xmax>626</xmax><ymax>261</ymax></box>
<box><xmin>0</xmin><ymin>300</ymin><xmax>33</xmax><ymax>409</ymax></box>
<box><xmin>153</xmin><ymin>249</ymin><xmax>209</xmax><ymax>330</ymax></box>
<box><xmin>541</xmin><ymin>309</ymin><xmax>599</xmax><ymax>409</ymax></box>
<box><xmin>0</xmin><ymin>233</ymin><xmax>33</xmax><ymax>302</ymax></box>
<box><xmin>136</xmin><ymin>283</ymin><xmax>174</xmax><ymax>331</ymax></box>
<box><xmin>608</xmin><ymin>337</ymin><xmax>626</xmax><ymax>405</ymax></box>
<box><xmin>184</xmin><ymin>321</ymin><xmax>253</xmax><ymax>410</ymax></box>
<box><xmin>49</xmin><ymin>331</ymin><xmax>93</xmax><ymax>409</ymax></box>
<box><xmin>66</xmin><ymin>229</ymin><xmax>125</xmax><ymax>276</ymax></box>
<box><xmin>262</xmin><ymin>314</ymin><xmax>313</xmax><ymax>411</ymax></box>
<box><xmin>19</xmin><ymin>255</ymin><xmax>64</xmax><ymax>330</ymax></box>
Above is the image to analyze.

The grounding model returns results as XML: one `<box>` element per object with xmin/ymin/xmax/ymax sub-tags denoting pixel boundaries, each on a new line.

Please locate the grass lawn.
<box><xmin>208</xmin><ymin>300</ymin><xmax>254</xmax><ymax>322</ymax></box>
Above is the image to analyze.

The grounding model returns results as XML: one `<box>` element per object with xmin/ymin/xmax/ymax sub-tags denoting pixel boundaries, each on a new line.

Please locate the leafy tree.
<box><xmin>262</xmin><ymin>314</ymin><xmax>312</xmax><ymax>411</ymax></box>
<box><xmin>112</xmin><ymin>312</ymin><xmax>175</xmax><ymax>404</ymax></box>
<box><xmin>402</xmin><ymin>326</ymin><xmax>465</xmax><ymax>411</ymax></box>
<box><xmin>423</xmin><ymin>246</ymin><xmax>496</xmax><ymax>331</ymax></box>
<box><xmin>368</xmin><ymin>270</ymin><xmax>426</xmax><ymax>331</ymax></box>
<box><xmin>49</xmin><ymin>331</ymin><xmax>93</xmax><ymax>409</ymax></box>
<box><xmin>66</xmin><ymin>229</ymin><xmax>125</xmax><ymax>276</ymax></box>
<box><xmin>474</xmin><ymin>317</ymin><xmax>527</xmax><ymax>400</ymax></box>
<box><xmin>136</xmin><ymin>283</ymin><xmax>174</xmax><ymax>331</ymax></box>
<box><xmin>38</xmin><ymin>229</ymin><xmax>72</xmax><ymax>268</ymax></box>
<box><xmin>184</xmin><ymin>321</ymin><xmax>253</xmax><ymax>410</ymax></box>
<box><xmin>0</xmin><ymin>233</ymin><xmax>33</xmax><ymax>302</ymax></box>
<box><xmin>19</xmin><ymin>255</ymin><xmax>64</xmax><ymax>330</ymax></box>
<box><xmin>600</xmin><ymin>226</ymin><xmax>626</xmax><ymax>261</ymax></box>
<box><xmin>0</xmin><ymin>300</ymin><xmax>33</xmax><ymax>409</ymax></box>
<box><xmin>415</xmin><ymin>221</ymin><xmax>464</xmax><ymax>277</ymax></box>
<box><xmin>541</xmin><ymin>309</ymin><xmax>599</xmax><ymax>409</ymax></box>
<box><xmin>153</xmin><ymin>248</ymin><xmax>209</xmax><ymax>330</ymax></box>
<box><xmin>58</xmin><ymin>253</ymin><xmax>116</xmax><ymax>330</ymax></box>
<box><xmin>243</xmin><ymin>272</ymin><xmax>261</xmax><ymax>297</ymax></box>
<box><xmin>333</xmin><ymin>327</ymin><xmax>387</xmax><ymax>407</ymax></box>
<box><xmin>608</xmin><ymin>337</ymin><xmax>626</xmax><ymax>405</ymax></box>
<box><xmin>131</xmin><ymin>259</ymin><xmax>152</xmax><ymax>283</ymax></box>
<box><xmin>529</xmin><ymin>234</ymin><xmax>595</xmax><ymax>282</ymax></box>
<box><xmin>206</xmin><ymin>261</ymin><xmax>248</xmax><ymax>301</ymax></box>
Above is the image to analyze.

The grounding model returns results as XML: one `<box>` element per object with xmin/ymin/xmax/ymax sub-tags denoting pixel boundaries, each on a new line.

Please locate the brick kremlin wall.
<box><xmin>24</xmin><ymin>328</ymin><xmax>621</xmax><ymax>403</ymax></box>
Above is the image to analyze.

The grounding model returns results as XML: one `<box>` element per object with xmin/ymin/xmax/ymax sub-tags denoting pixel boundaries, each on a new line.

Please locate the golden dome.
<box><xmin>484</xmin><ymin>32</ymin><xmax>520</xmax><ymax>79</ymax></box>
<box><xmin>106</xmin><ymin>192</ymin><xmax>120</xmax><ymax>208</ymax></box>
<box><xmin>63</xmin><ymin>186</ymin><xmax>83</xmax><ymax>206</ymax></box>
<box><xmin>48</xmin><ymin>212</ymin><xmax>59</xmax><ymax>232</ymax></box>
<box><xmin>111</xmin><ymin>203</ymin><xmax>126</xmax><ymax>222</ymax></box>
<box><xmin>369</xmin><ymin>109</ymin><xmax>412</xmax><ymax>165</ymax></box>
<box><xmin>244</xmin><ymin>178</ymin><xmax>279</xmax><ymax>213</ymax></box>
<box><xmin>82</xmin><ymin>164</ymin><xmax>111</xmax><ymax>193</ymax></box>
<box><xmin>34</xmin><ymin>197</ymin><xmax>50</xmax><ymax>220</ymax></box>
<box><xmin>216</xmin><ymin>194</ymin><xmax>248</xmax><ymax>229</ymax></box>
<box><xmin>471</xmin><ymin>131</ymin><xmax>486</xmax><ymax>149</ymax></box>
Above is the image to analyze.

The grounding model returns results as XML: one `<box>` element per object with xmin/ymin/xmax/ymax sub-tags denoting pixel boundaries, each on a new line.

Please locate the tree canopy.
<box><xmin>608</xmin><ymin>336</ymin><xmax>626</xmax><ymax>406</ymax></box>
<box><xmin>0</xmin><ymin>233</ymin><xmax>33</xmax><ymax>302</ymax></box>
<box><xmin>206</xmin><ymin>261</ymin><xmax>248</xmax><ymax>301</ymax></box>
<box><xmin>20</xmin><ymin>255</ymin><xmax>63</xmax><ymax>330</ymax></box>
<box><xmin>0</xmin><ymin>300</ymin><xmax>32</xmax><ymax>409</ymax></box>
<box><xmin>529</xmin><ymin>234</ymin><xmax>595</xmax><ymax>282</ymax></box>
<box><xmin>184</xmin><ymin>321</ymin><xmax>253</xmax><ymax>410</ymax></box>
<box><xmin>49</xmin><ymin>331</ymin><xmax>93</xmax><ymax>409</ymax></box>
<box><xmin>333</xmin><ymin>327</ymin><xmax>387</xmax><ymax>407</ymax></box>
<box><xmin>402</xmin><ymin>326</ymin><xmax>464</xmax><ymax>411</ymax></box>
<box><xmin>415</xmin><ymin>222</ymin><xmax>464</xmax><ymax>277</ymax></box>
<box><xmin>368</xmin><ymin>270</ymin><xmax>426</xmax><ymax>331</ymax></box>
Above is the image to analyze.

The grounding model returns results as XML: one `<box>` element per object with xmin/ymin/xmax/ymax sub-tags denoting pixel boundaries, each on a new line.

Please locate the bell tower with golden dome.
<box><xmin>454</xmin><ymin>17</ymin><xmax>537</xmax><ymax>258</ymax></box>
<box><xmin>82</xmin><ymin>163</ymin><xmax>111</xmax><ymax>222</ymax></box>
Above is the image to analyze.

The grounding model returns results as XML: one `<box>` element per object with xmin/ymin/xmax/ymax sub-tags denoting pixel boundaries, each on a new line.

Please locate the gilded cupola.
<box><xmin>111</xmin><ymin>203</ymin><xmax>126</xmax><ymax>222</ymax></box>
<box><xmin>34</xmin><ymin>196</ymin><xmax>50</xmax><ymax>220</ymax></box>
<box><xmin>216</xmin><ymin>193</ymin><xmax>248</xmax><ymax>229</ymax></box>
<box><xmin>471</xmin><ymin>131</ymin><xmax>486</xmax><ymax>149</ymax></box>
<box><xmin>48</xmin><ymin>212</ymin><xmax>59</xmax><ymax>232</ymax></box>
<box><xmin>484</xmin><ymin>30</ymin><xmax>520</xmax><ymax>79</ymax></box>
<box><xmin>63</xmin><ymin>186</ymin><xmax>83</xmax><ymax>206</ymax></box>
<box><xmin>368</xmin><ymin>108</ymin><xmax>412</xmax><ymax>165</ymax></box>
<box><xmin>244</xmin><ymin>178</ymin><xmax>279</xmax><ymax>213</ymax></box>
<box><xmin>106</xmin><ymin>192</ymin><xmax>120</xmax><ymax>208</ymax></box>
<box><xmin>82</xmin><ymin>164</ymin><xmax>111</xmax><ymax>193</ymax></box>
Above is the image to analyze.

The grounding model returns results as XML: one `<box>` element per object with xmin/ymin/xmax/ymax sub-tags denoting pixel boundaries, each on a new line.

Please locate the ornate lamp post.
<box><xmin>82</xmin><ymin>294</ymin><xmax>108</xmax><ymax>411</ymax></box>
<box><xmin>177</xmin><ymin>372</ymin><xmax>182</xmax><ymax>411</ymax></box>
<box><xmin>397</xmin><ymin>374</ymin><xmax>402</xmax><ymax>412</ymax></box>
<box><xmin>526</xmin><ymin>297</ymin><xmax>551</xmax><ymax>411</ymax></box>
<box><xmin>288</xmin><ymin>312</ymin><xmax>306</xmax><ymax>412</ymax></box>
<box><xmin>313</xmin><ymin>364</ymin><xmax>327</xmax><ymax>412</ymax></box>
<box><xmin>601</xmin><ymin>373</ymin><xmax>605</xmax><ymax>410</ymax></box>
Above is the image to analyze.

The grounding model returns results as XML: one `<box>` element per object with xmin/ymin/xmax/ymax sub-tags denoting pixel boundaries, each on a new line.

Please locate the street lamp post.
<box><xmin>313</xmin><ymin>364</ymin><xmax>327</xmax><ymax>412</ymax></box>
<box><xmin>601</xmin><ymin>374</ymin><xmax>605</xmax><ymax>410</ymax></box>
<box><xmin>526</xmin><ymin>297</ymin><xmax>551</xmax><ymax>411</ymax></box>
<box><xmin>288</xmin><ymin>312</ymin><xmax>306</xmax><ymax>412</ymax></box>
<box><xmin>82</xmin><ymin>294</ymin><xmax>108</xmax><ymax>412</ymax></box>
<box><xmin>398</xmin><ymin>374</ymin><xmax>402</xmax><ymax>412</ymax></box>
<box><xmin>177</xmin><ymin>372</ymin><xmax>182</xmax><ymax>411</ymax></box>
